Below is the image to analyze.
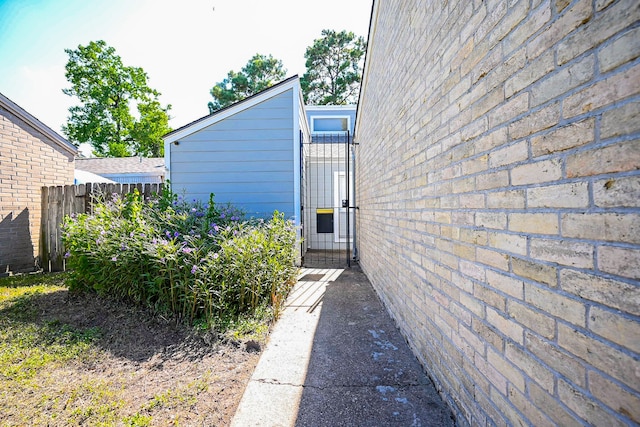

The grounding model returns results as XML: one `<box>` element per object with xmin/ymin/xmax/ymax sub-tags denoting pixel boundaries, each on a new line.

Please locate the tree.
<box><xmin>131</xmin><ymin>100</ymin><xmax>171</xmax><ymax>157</ymax></box>
<box><xmin>301</xmin><ymin>29</ymin><xmax>366</xmax><ymax>105</ymax></box>
<box><xmin>62</xmin><ymin>40</ymin><xmax>172</xmax><ymax>157</ymax></box>
<box><xmin>208</xmin><ymin>53</ymin><xmax>287</xmax><ymax>113</ymax></box>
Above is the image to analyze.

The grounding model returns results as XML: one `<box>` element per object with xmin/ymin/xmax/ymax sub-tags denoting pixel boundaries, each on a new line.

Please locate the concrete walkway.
<box><xmin>231</xmin><ymin>265</ymin><xmax>455</xmax><ymax>427</ymax></box>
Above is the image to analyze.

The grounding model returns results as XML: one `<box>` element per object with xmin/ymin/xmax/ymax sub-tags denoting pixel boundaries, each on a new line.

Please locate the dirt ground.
<box><xmin>0</xmin><ymin>283</ymin><xmax>262</xmax><ymax>426</ymax></box>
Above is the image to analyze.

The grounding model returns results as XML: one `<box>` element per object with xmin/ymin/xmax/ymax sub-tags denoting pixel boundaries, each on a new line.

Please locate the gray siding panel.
<box><xmin>178</xmin><ymin>129</ymin><xmax>292</xmax><ymax>143</ymax></box>
<box><xmin>171</xmin><ymin>150</ymin><xmax>291</xmax><ymax>163</ymax></box>
<box><xmin>173</xmin><ymin>140</ymin><xmax>292</xmax><ymax>153</ymax></box>
<box><xmin>173</xmin><ymin>160</ymin><xmax>292</xmax><ymax>173</ymax></box>
<box><xmin>174</xmin><ymin>171</ymin><xmax>292</xmax><ymax>183</ymax></box>
<box><xmin>175</xmin><ymin>182</ymin><xmax>292</xmax><ymax>194</ymax></box>
<box><xmin>192</xmin><ymin>118</ymin><xmax>292</xmax><ymax>132</ymax></box>
<box><xmin>240</xmin><ymin>94</ymin><xmax>291</xmax><ymax>109</ymax></box>
<box><xmin>222</xmin><ymin>107</ymin><xmax>291</xmax><ymax>120</ymax></box>
<box><xmin>170</xmin><ymin>89</ymin><xmax>296</xmax><ymax>219</ymax></box>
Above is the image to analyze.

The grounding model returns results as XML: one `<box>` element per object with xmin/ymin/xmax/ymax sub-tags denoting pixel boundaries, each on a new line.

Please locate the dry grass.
<box><xmin>0</xmin><ymin>272</ymin><xmax>261</xmax><ymax>426</ymax></box>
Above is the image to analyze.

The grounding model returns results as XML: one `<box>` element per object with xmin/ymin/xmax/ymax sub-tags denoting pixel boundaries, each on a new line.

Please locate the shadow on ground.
<box><xmin>294</xmin><ymin>266</ymin><xmax>455</xmax><ymax>426</ymax></box>
<box><xmin>0</xmin><ymin>278</ymin><xmax>260</xmax><ymax>426</ymax></box>
<box><xmin>0</xmin><ymin>287</ymin><xmax>213</xmax><ymax>363</ymax></box>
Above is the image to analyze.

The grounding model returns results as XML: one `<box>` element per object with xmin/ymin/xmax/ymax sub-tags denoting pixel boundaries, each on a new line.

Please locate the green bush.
<box><xmin>62</xmin><ymin>189</ymin><xmax>299</xmax><ymax>329</ymax></box>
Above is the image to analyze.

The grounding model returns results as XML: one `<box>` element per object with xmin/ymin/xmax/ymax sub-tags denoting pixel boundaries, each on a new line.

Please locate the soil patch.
<box><xmin>0</xmin><ymin>282</ymin><xmax>262</xmax><ymax>426</ymax></box>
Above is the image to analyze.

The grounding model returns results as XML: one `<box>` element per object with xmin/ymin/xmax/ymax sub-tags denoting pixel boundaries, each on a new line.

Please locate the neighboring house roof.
<box><xmin>163</xmin><ymin>75</ymin><xmax>301</xmax><ymax>143</ymax></box>
<box><xmin>75</xmin><ymin>157</ymin><xmax>165</xmax><ymax>174</ymax></box>
<box><xmin>74</xmin><ymin>169</ymin><xmax>116</xmax><ymax>185</ymax></box>
<box><xmin>0</xmin><ymin>92</ymin><xmax>77</xmax><ymax>155</ymax></box>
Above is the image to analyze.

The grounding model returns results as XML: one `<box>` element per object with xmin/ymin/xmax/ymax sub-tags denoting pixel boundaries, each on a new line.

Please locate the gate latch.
<box><xmin>342</xmin><ymin>199</ymin><xmax>348</xmax><ymax>208</ymax></box>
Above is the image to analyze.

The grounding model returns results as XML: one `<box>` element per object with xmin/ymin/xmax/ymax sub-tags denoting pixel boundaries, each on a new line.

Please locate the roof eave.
<box><xmin>163</xmin><ymin>75</ymin><xmax>300</xmax><ymax>143</ymax></box>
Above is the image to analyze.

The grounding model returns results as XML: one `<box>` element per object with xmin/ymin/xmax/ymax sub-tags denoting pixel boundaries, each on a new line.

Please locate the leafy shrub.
<box><xmin>62</xmin><ymin>189</ymin><xmax>299</xmax><ymax>330</ymax></box>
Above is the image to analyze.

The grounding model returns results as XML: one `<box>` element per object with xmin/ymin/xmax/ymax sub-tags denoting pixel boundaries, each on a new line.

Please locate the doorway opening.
<box><xmin>301</xmin><ymin>131</ymin><xmax>356</xmax><ymax>268</ymax></box>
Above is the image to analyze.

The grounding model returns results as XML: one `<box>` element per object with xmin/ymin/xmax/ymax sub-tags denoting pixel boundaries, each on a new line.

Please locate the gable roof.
<box><xmin>75</xmin><ymin>157</ymin><xmax>164</xmax><ymax>174</ymax></box>
<box><xmin>163</xmin><ymin>75</ymin><xmax>301</xmax><ymax>143</ymax></box>
<box><xmin>0</xmin><ymin>92</ymin><xmax>77</xmax><ymax>155</ymax></box>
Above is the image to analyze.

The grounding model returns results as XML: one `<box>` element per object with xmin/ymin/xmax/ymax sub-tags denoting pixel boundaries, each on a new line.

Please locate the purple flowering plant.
<box><xmin>61</xmin><ymin>186</ymin><xmax>299</xmax><ymax>330</ymax></box>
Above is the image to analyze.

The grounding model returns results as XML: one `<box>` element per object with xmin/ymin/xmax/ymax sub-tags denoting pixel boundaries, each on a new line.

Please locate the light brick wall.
<box><xmin>0</xmin><ymin>106</ymin><xmax>75</xmax><ymax>273</ymax></box>
<box><xmin>355</xmin><ymin>0</ymin><xmax>639</xmax><ymax>425</ymax></box>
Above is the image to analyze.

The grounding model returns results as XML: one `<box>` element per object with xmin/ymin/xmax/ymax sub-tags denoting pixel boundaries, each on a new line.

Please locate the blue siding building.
<box><xmin>164</xmin><ymin>76</ymin><xmax>308</xmax><ymax>224</ymax></box>
<box><xmin>164</xmin><ymin>76</ymin><xmax>356</xmax><ymax>263</ymax></box>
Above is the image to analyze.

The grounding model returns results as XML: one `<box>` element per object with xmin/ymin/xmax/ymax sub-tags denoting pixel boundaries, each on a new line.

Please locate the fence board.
<box><xmin>39</xmin><ymin>186</ymin><xmax>50</xmax><ymax>271</ymax></box>
<box><xmin>40</xmin><ymin>182</ymin><xmax>164</xmax><ymax>272</ymax></box>
<box><xmin>74</xmin><ymin>184</ymin><xmax>86</xmax><ymax>214</ymax></box>
<box><xmin>51</xmin><ymin>187</ymin><xmax>62</xmax><ymax>271</ymax></box>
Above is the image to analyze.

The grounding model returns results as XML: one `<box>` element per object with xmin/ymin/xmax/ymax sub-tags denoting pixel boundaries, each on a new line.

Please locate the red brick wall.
<box><xmin>0</xmin><ymin>105</ymin><xmax>74</xmax><ymax>273</ymax></box>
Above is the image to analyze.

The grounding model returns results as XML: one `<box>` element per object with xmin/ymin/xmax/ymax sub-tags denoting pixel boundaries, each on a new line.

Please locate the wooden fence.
<box><xmin>40</xmin><ymin>182</ymin><xmax>164</xmax><ymax>272</ymax></box>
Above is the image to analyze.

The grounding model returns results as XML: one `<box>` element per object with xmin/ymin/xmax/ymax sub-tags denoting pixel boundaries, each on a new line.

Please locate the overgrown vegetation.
<box><xmin>0</xmin><ymin>189</ymin><xmax>298</xmax><ymax>424</ymax></box>
<box><xmin>62</xmin><ymin>187</ymin><xmax>299</xmax><ymax>331</ymax></box>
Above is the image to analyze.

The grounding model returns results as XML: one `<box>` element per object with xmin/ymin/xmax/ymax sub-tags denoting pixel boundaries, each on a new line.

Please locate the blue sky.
<box><xmin>0</xmin><ymin>0</ymin><xmax>372</xmax><ymax>136</ymax></box>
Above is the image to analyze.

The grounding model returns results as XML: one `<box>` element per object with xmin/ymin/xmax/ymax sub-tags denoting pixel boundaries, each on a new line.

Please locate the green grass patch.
<box><xmin>0</xmin><ymin>270</ymin><xmax>266</xmax><ymax>426</ymax></box>
<box><xmin>0</xmin><ymin>273</ymin><xmax>102</xmax><ymax>383</ymax></box>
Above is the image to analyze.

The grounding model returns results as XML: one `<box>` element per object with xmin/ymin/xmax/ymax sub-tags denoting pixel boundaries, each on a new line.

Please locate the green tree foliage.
<box><xmin>208</xmin><ymin>53</ymin><xmax>287</xmax><ymax>113</ymax></box>
<box><xmin>62</xmin><ymin>40</ymin><xmax>172</xmax><ymax>157</ymax></box>
<box><xmin>301</xmin><ymin>29</ymin><xmax>366</xmax><ymax>105</ymax></box>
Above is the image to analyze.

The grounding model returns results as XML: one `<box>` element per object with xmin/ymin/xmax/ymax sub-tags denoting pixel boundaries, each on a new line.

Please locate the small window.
<box><xmin>311</xmin><ymin>116</ymin><xmax>349</xmax><ymax>133</ymax></box>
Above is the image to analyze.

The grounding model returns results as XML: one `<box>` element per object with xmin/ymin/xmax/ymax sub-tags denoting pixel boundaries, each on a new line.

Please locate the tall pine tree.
<box><xmin>301</xmin><ymin>30</ymin><xmax>366</xmax><ymax>105</ymax></box>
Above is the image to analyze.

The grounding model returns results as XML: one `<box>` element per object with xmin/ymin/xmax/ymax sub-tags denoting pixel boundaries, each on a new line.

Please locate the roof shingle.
<box><xmin>75</xmin><ymin>157</ymin><xmax>164</xmax><ymax>174</ymax></box>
